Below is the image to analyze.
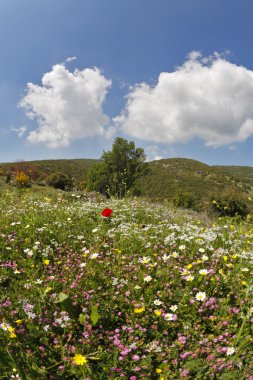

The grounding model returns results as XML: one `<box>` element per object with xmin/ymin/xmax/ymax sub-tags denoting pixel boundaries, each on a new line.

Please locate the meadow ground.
<box><xmin>0</xmin><ymin>188</ymin><xmax>252</xmax><ymax>379</ymax></box>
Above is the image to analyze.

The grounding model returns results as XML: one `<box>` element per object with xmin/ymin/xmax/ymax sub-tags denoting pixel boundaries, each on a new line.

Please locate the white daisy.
<box><xmin>195</xmin><ymin>292</ymin><xmax>206</xmax><ymax>301</ymax></box>
<box><xmin>164</xmin><ymin>313</ymin><xmax>174</xmax><ymax>321</ymax></box>
<box><xmin>226</xmin><ymin>347</ymin><xmax>236</xmax><ymax>356</ymax></box>
<box><xmin>199</xmin><ymin>269</ymin><xmax>208</xmax><ymax>275</ymax></box>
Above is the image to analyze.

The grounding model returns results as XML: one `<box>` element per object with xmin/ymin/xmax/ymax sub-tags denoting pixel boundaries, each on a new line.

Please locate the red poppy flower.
<box><xmin>102</xmin><ymin>208</ymin><xmax>113</xmax><ymax>217</ymax></box>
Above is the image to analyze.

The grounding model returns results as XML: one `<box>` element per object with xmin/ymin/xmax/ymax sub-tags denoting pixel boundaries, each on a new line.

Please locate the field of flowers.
<box><xmin>0</xmin><ymin>188</ymin><xmax>253</xmax><ymax>379</ymax></box>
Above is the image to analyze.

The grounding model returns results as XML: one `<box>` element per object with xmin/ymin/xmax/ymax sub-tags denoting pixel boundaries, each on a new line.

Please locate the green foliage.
<box><xmin>173</xmin><ymin>191</ymin><xmax>201</xmax><ymax>211</ymax></box>
<box><xmin>90</xmin><ymin>305</ymin><xmax>100</xmax><ymax>326</ymax></box>
<box><xmin>86</xmin><ymin>162</ymin><xmax>110</xmax><ymax>196</ymax></box>
<box><xmin>135</xmin><ymin>158</ymin><xmax>253</xmax><ymax>213</ymax></box>
<box><xmin>87</xmin><ymin>137</ymin><xmax>146</xmax><ymax>197</ymax></box>
<box><xmin>212</xmin><ymin>193</ymin><xmax>249</xmax><ymax>217</ymax></box>
<box><xmin>45</xmin><ymin>171</ymin><xmax>72</xmax><ymax>190</ymax></box>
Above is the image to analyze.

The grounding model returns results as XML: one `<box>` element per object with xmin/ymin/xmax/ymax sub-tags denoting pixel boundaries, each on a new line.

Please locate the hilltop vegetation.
<box><xmin>0</xmin><ymin>159</ymin><xmax>98</xmax><ymax>189</ymax></box>
<box><xmin>0</xmin><ymin>154</ymin><xmax>252</xmax><ymax>216</ymax></box>
<box><xmin>135</xmin><ymin>158</ymin><xmax>252</xmax><ymax>213</ymax></box>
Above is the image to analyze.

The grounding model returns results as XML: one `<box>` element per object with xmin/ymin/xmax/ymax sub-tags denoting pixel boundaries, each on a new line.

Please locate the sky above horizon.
<box><xmin>1</xmin><ymin>0</ymin><xmax>253</xmax><ymax>165</ymax></box>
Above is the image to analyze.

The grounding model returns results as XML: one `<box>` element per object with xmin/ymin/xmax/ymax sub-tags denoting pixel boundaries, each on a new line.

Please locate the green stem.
<box><xmin>45</xmin><ymin>360</ymin><xmax>64</xmax><ymax>371</ymax></box>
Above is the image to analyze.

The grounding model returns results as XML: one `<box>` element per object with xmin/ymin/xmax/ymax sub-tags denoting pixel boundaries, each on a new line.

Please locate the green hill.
<box><xmin>0</xmin><ymin>158</ymin><xmax>99</xmax><ymax>181</ymax></box>
<box><xmin>0</xmin><ymin>157</ymin><xmax>253</xmax><ymax>212</ymax></box>
<box><xmin>136</xmin><ymin>158</ymin><xmax>252</xmax><ymax>200</ymax></box>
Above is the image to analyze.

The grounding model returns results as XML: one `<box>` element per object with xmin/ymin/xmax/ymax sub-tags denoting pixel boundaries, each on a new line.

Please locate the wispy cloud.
<box><xmin>11</xmin><ymin>126</ymin><xmax>27</xmax><ymax>137</ymax></box>
<box><xmin>65</xmin><ymin>56</ymin><xmax>77</xmax><ymax>63</ymax></box>
<box><xmin>114</xmin><ymin>51</ymin><xmax>253</xmax><ymax>147</ymax></box>
<box><xmin>19</xmin><ymin>63</ymin><xmax>112</xmax><ymax>148</ymax></box>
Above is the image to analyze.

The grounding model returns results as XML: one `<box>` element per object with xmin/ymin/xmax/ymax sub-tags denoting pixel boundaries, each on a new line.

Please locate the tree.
<box><xmin>87</xmin><ymin>138</ymin><xmax>146</xmax><ymax>197</ymax></box>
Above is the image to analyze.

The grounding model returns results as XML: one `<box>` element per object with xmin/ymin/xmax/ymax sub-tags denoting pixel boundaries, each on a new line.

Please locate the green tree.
<box><xmin>87</xmin><ymin>137</ymin><xmax>146</xmax><ymax>197</ymax></box>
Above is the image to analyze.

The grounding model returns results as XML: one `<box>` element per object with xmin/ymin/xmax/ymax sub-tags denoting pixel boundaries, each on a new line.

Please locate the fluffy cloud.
<box><xmin>19</xmin><ymin>64</ymin><xmax>112</xmax><ymax>148</ymax></box>
<box><xmin>145</xmin><ymin>144</ymin><xmax>174</xmax><ymax>161</ymax></box>
<box><xmin>115</xmin><ymin>52</ymin><xmax>253</xmax><ymax>146</ymax></box>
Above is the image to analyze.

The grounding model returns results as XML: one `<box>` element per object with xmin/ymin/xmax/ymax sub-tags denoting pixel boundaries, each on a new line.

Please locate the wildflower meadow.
<box><xmin>0</xmin><ymin>188</ymin><xmax>253</xmax><ymax>379</ymax></box>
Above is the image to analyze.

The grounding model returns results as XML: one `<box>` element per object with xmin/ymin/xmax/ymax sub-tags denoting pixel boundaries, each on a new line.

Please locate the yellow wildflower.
<box><xmin>134</xmin><ymin>307</ymin><xmax>145</xmax><ymax>314</ymax></box>
<box><xmin>73</xmin><ymin>353</ymin><xmax>87</xmax><ymax>365</ymax></box>
<box><xmin>154</xmin><ymin>310</ymin><xmax>162</xmax><ymax>316</ymax></box>
<box><xmin>156</xmin><ymin>368</ymin><xmax>162</xmax><ymax>373</ymax></box>
<box><xmin>43</xmin><ymin>259</ymin><xmax>50</xmax><ymax>265</ymax></box>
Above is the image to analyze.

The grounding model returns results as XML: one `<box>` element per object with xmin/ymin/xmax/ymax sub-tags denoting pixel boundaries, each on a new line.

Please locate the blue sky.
<box><xmin>1</xmin><ymin>0</ymin><xmax>253</xmax><ymax>165</ymax></box>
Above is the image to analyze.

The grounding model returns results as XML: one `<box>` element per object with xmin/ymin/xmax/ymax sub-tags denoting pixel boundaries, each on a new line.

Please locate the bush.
<box><xmin>211</xmin><ymin>194</ymin><xmax>249</xmax><ymax>217</ymax></box>
<box><xmin>45</xmin><ymin>172</ymin><xmax>72</xmax><ymax>190</ymax></box>
<box><xmin>15</xmin><ymin>171</ymin><xmax>31</xmax><ymax>188</ymax></box>
<box><xmin>173</xmin><ymin>191</ymin><xmax>201</xmax><ymax>211</ymax></box>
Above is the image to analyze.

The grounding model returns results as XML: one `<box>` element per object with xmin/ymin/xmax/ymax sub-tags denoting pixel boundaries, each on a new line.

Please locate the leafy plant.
<box><xmin>45</xmin><ymin>171</ymin><xmax>72</xmax><ymax>190</ymax></box>
<box><xmin>87</xmin><ymin>137</ymin><xmax>146</xmax><ymax>198</ymax></box>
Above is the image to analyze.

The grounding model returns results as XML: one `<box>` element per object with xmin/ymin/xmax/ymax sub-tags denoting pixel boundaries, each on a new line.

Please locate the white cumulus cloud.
<box><xmin>19</xmin><ymin>64</ymin><xmax>112</xmax><ymax>148</ymax></box>
<box><xmin>114</xmin><ymin>52</ymin><xmax>253</xmax><ymax>147</ymax></box>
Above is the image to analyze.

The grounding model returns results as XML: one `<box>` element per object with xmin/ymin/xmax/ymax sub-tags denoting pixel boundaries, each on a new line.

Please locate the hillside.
<box><xmin>0</xmin><ymin>158</ymin><xmax>252</xmax><ymax>212</ymax></box>
<box><xmin>136</xmin><ymin>158</ymin><xmax>252</xmax><ymax>202</ymax></box>
<box><xmin>214</xmin><ymin>165</ymin><xmax>253</xmax><ymax>186</ymax></box>
<box><xmin>0</xmin><ymin>158</ymin><xmax>99</xmax><ymax>181</ymax></box>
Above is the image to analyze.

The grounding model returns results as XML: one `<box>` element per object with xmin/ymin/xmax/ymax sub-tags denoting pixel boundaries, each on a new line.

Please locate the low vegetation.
<box><xmin>1</xmin><ymin>148</ymin><xmax>252</xmax><ymax>217</ymax></box>
<box><xmin>0</xmin><ymin>188</ymin><xmax>253</xmax><ymax>379</ymax></box>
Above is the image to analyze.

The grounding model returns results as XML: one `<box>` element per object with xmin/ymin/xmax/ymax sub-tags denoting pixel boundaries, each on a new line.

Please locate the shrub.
<box><xmin>15</xmin><ymin>171</ymin><xmax>31</xmax><ymax>187</ymax></box>
<box><xmin>173</xmin><ymin>191</ymin><xmax>201</xmax><ymax>211</ymax></box>
<box><xmin>211</xmin><ymin>194</ymin><xmax>249</xmax><ymax>217</ymax></box>
<box><xmin>45</xmin><ymin>172</ymin><xmax>72</xmax><ymax>190</ymax></box>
